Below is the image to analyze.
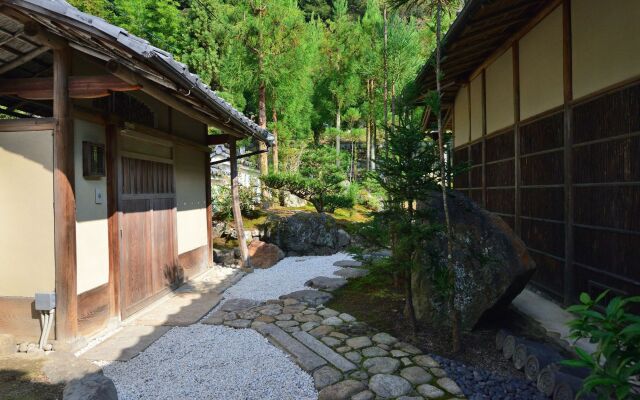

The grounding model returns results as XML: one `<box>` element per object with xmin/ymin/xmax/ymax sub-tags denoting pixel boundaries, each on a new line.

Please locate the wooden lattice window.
<box><xmin>83</xmin><ymin>141</ymin><xmax>106</xmax><ymax>179</ymax></box>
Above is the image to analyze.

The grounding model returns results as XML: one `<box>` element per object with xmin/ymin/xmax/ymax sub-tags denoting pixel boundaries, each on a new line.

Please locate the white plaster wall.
<box><xmin>572</xmin><ymin>0</ymin><xmax>640</xmax><ymax>99</ymax></box>
<box><xmin>454</xmin><ymin>85</ymin><xmax>470</xmax><ymax>148</ymax></box>
<box><xmin>470</xmin><ymin>75</ymin><xmax>483</xmax><ymax>141</ymax></box>
<box><xmin>485</xmin><ymin>48</ymin><xmax>514</xmax><ymax>133</ymax></box>
<box><xmin>74</xmin><ymin>120</ymin><xmax>109</xmax><ymax>294</ymax></box>
<box><xmin>519</xmin><ymin>6</ymin><xmax>563</xmax><ymax>120</ymax></box>
<box><xmin>0</xmin><ymin>130</ymin><xmax>55</xmax><ymax>297</ymax></box>
<box><xmin>175</xmin><ymin>146</ymin><xmax>207</xmax><ymax>254</ymax></box>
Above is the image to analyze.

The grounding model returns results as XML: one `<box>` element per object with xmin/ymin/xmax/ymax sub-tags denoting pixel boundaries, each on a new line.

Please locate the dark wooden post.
<box><xmin>106</xmin><ymin>124</ymin><xmax>120</xmax><ymax>319</ymax></box>
<box><xmin>513</xmin><ymin>43</ymin><xmax>521</xmax><ymax>237</ymax></box>
<box><xmin>205</xmin><ymin>147</ymin><xmax>213</xmax><ymax>267</ymax></box>
<box><xmin>229</xmin><ymin>139</ymin><xmax>250</xmax><ymax>268</ymax></box>
<box><xmin>53</xmin><ymin>46</ymin><xmax>78</xmax><ymax>340</ymax></box>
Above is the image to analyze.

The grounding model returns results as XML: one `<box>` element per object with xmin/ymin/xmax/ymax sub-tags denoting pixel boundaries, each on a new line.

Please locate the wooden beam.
<box><xmin>513</xmin><ymin>42</ymin><xmax>521</xmax><ymax>237</ymax></box>
<box><xmin>106</xmin><ymin>124</ymin><xmax>121</xmax><ymax>319</ymax></box>
<box><xmin>0</xmin><ymin>28</ymin><xmax>23</xmax><ymax>47</ymax></box>
<box><xmin>53</xmin><ymin>46</ymin><xmax>77</xmax><ymax>341</ymax></box>
<box><xmin>0</xmin><ymin>46</ymin><xmax>49</xmax><ymax>75</ymax></box>
<box><xmin>210</xmin><ymin>149</ymin><xmax>267</xmax><ymax>165</ymax></box>
<box><xmin>23</xmin><ymin>21</ymin><xmax>65</xmax><ymax>50</ymax></box>
<box><xmin>205</xmin><ymin>152</ymin><xmax>213</xmax><ymax>268</ymax></box>
<box><xmin>207</xmin><ymin>134</ymin><xmax>232</xmax><ymax>146</ymax></box>
<box><xmin>229</xmin><ymin>139</ymin><xmax>250</xmax><ymax>268</ymax></box>
<box><xmin>0</xmin><ymin>117</ymin><xmax>55</xmax><ymax>131</ymax></box>
<box><xmin>0</xmin><ymin>76</ymin><xmax>141</xmax><ymax>100</ymax></box>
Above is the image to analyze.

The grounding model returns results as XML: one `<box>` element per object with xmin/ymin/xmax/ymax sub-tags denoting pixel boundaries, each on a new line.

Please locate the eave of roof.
<box><xmin>3</xmin><ymin>0</ymin><xmax>273</xmax><ymax>145</ymax></box>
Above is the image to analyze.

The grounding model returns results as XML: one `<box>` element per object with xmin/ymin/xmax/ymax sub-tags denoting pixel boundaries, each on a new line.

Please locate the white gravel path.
<box><xmin>221</xmin><ymin>252</ymin><xmax>350</xmax><ymax>301</ymax></box>
<box><xmin>99</xmin><ymin>253</ymin><xmax>355</xmax><ymax>400</ymax></box>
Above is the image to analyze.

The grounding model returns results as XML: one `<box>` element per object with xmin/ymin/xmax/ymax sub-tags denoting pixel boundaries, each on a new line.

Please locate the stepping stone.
<box><xmin>219</xmin><ymin>298</ymin><xmax>262</xmax><ymax>312</ymax></box>
<box><xmin>318</xmin><ymin>308</ymin><xmax>339</xmax><ymax>317</ymax></box>
<box><xmin>416</xmin><ymin>384</ymin><xmax>445</xmax><ymax>398</ymax></box>
<box><xmin>295</xmin><ymin>313</ymin><xmax>322</xmax><ymax>323</ymax></box>
<box><xmin>301</xmin><ymin>321</ymin><xmax>319</xmax><ymax>331</ymax></box>
<box><xmin>336</xmin><ymin>346</ymin><xmax>351</xmax><ymax>353</ymax></box>
<box><xmin>330</xmin><ymin>332</ymin><xmax>348</xmax><ymax>339</ymax></box>
<box><xmin>283</xmin><ymin>304</ymin><xmax>307</xmax><ymax>314</ymax></box>
<box><xmin>275</xmin><ymin>320</ymin><xmax>299</xmax><ymax>328</ymax></box>
<box><xmin>400</xmin><ymin>366</ymin><xmax>433</xmax><ymax>385</ymax></box>
<box><xmin>321</xmin><ymin>316</ymin><xmax>343</xmax><ymax>326</ymax></box>
<box><xmin>346</xmin><ymin>336</ymin><xmax>372</xmax><ymax>349</ymax></box>
<box><xmin>134</xmin><ymin>291</ymin><xmax>221</xmax><ymax>326</ymax></box>
<box><xmin>333</xmin><ymin>260</ymin><xmax>363</xmax><ymax>267</ymax></box>
<box><xmin>334</xmin><ymin>267</ymin><xmax>369</xmax><ymax>279</ymax></box>
<box><xmin>224</xmin><ymin>319</ymin><xmax>251</xmax><ymax>328</ymax></box>
<box><xmin>321</xmin><ymin>336</ymin><xmax>342</xmax><ymax>347</ymax></box>
<box><xmin>363</xmin><ymin>357</ymin><xmax>401</xmax><ymax>374</ymax></box>
<box><xmin>275</xmin><ymin>313</ymin><xmax>293</xmax><ymax>321</ymax></box>
<box><xmin>344</xmin><ymin>351</ymin><xmax>361</xmax><ymax>363</ymax></box>
<box><xmin>391</xmin><ymin>349</ymin><xmax>409</xmax><ymax>357</ymax></box>
<box><xmin>255</xmin><ymin>324</ymin><xmax>326</xmax><ymax>372</ymax></box>
<box><xmin>305</xmin><ymin>276</ymin><xmax>348</xmax><ymax>291</ymax></box>
<box><xmin>413</xmin><ymin>355</ymin><xmax>439</xmax><ymax>368</ymax></box>
<box><xmin>436</xmin><ymin>377</ymin><xmax>463</xmax><ymax>396</ymax></box>
<box><xmin>369</xmin><ymin>374</ymin><xmax>412</xmax><ymax>399</ymax></box>
<box><xmin>338</xmin><ymin>313</ymin><xmax>355</xmax><ymax>322</ymax></box>
<box><xmin>202</xmin><ymin>310</ymin><xmax>226</xmax><ymax>325</ymax></box>
<box><xmin>280</xmin><ymin>290</ymin><xmax>333</xmax><ymax>306</ymax></box>
<box><xmin>313</xmin><ymin>366</ymin><xmax>342</xmax><ymax>390</ymax></box>
<box><xmin>309</xmin><ymin>325</ymin><xmax>334</xmax><ymax>338</ymax></box>
<box><xmin>238</xmin><ymin>310</ymin><xmax>260</xmax><ymax>319</ymax></box>
<box><xmin>255</xmin><ymin>315</ymin><xmax>275</xmax><ymax>323</ymax></box>
<box><xmin>362</xmin><ymin>346</ymin><xmax>389</xmax><ymax>357</ymax></box>
<box><xmin>349</xmin><ymin>370</ymin><xmax>368</xmax><ymax>380</ymax></box>
<box><xmin>352</xmin><ymin>390</ymin><xmax>375</xmax><ymax>400</ymax></box>
<box><xmin>394</xmin><ymin>342</ymin><xmax>422</xmax><ymax>355</ymax></box>
<box><xmin>80</xmin><ymin>325</ymin><xmax>171</xmax><ymax>361</ymax></box>
<box><xmin>397</xmin><ymin>397</ymin><xmax>423</xmax><ymax>400</ymax></box>
<box><xmin>257</xmin><ymin>304</ymin><xmax>283</xmax><ymax>316</ymax></box>
<box><xmin>430</xmin><ymin>367</ymin><xmax>447</xmax><ymax>377</ymax></box>
<box><xmin>283</xmin><ymin>326</ymin><xmax>301</xmax><ymax>333</ymax></box>
<box><xmin>292</xmin><ymin>331</ymin><xmax>357</xmax><ymax>372</ymax></box>
<box><xmin>401</xmin><ymin>357</ymin><xmax>413</xmax><ymax>366</ymax></box>
<box><xmin>318</xmin><ymin>380</ymin><xmax>365</xmax><ymax>400</ymax></box>
<box><xmin>372</xmin><ymin>332</ymin><xmax>398</xmax><ymax>345</ymax></box>
<box><xmin>283</xmin><ymin>298</ymin><xmax>300</xmax><ymax>306</ymax></box>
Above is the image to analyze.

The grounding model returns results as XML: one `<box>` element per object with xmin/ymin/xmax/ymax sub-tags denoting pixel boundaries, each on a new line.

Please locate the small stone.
<box><xmin>394</xmin><ymin>342</ymin><xmax>421</xmax><ymax>354</ymax></box>
<box><xmin>369</xmin><ymin>374</ymin><xmax>412</xmax><ymax>398</ymax></box>
<box><xmin>334</xmin><ymin>267</ymin><xmax>369</xmax><ymax>279</ymax></box>
<box><xmin>224</xmin><ymin>319</ymin><xmax>251</xmax><ymax>328</ymax></box>
<box><xmin>266</xmin><ymin>299</ymin><xmax>283</xmax><ymax>305</ymax></box>
<box><xmin>223</xmin><ymin>312</ymin><xmax>238</xmax><ymax>321</ymax></box>
<box><xmin>322</xmin><ymin>316</ymin><xmax>343</xmax><ymax>326</ymax></box>
<box><xmin>390</xmin><ymin>349</ymin><xmax>409</xmax><ymax>357</ymax></box>
<box><xmin>414</xmin><ymin>355</ymin><xmax>440</xmax><ymax>368</ymax></box>
<box><xmin>238</xmin><ymin>310</ymin><xmax>260</xmax><ymax>319</ymax></box>
<box><xmin>318</xmin><ymin>379</ymin><xmax>365</xmax><ymax>400</ymax></box>
<box><xmin>251</xmin><ymin>321</ymin><xmax>266</xmax><ymax>329</ymax></box>
<box><xmin>275</xmin><ymin>320</ymin><xmax>299</xmax><ymax>328</ymax></box>
<box><xmin>283</xmin><ymin>298</ymin><xmax>299</xmax><ymax>306</ymax></box>
<box><xmin>27</xmin><ymin>347</ymin><xmax>45</xmax><ymax>355</ymax></box>
<box><xmin>26</xmin><ymin>343</ymin><xmax>37</xmax><ymax>352</ymax></box>
<box><xmin>18</xmin><ymin>342</ymin><xmax>29</xmax><ymax>353</ymax></box>
<box><xmin>259</xmin><ymin>306</ymin><xmax>283</xmax><ymax>316</ymax></box>
<box><xmin>344</xmin><ymin>351</ymin><xmax>362</xmax><ymax>363</ymax></box>
<box><xmin>301</xmin><ymin>321</ymin><xmax>319</xmax><ymax>331</ymax></box>
<box><xmin>275</xmin><ymin>313</ymin><xmax>293</xmax><ymax>321</ymax></box>
<box><xmin>351</xmin><ymin>390</ymin><xmax>375</xmax><ymax>400</ymax></box>
<box><xmin>43</xmin><ymin>343</ymin><xmax>53</xmax><ymax>351</ymax></box>
<box><xmin>255</xmin><ymin>315</ymin><xmax>275</xmax><ymax>323</ymax></box>
<box><xmin>436</xmin><ymin>377</ymin><xmax>463</xmax><ymax>396</ymax></box>
<box><xmin>372</xmin><ymin>332</ymin><xmax>398</xmax><ymax>346</ymax></box>
<box><xmin>362</xmin><ymin>346</ymin><xmax>389</xmax><ymax>358</ymax></box>
<box><xmin>283</xmin><ymin>326</ymin><xmax>301</xmax><ymax>333</ymax></box>
<box><xmin>377</xmin><ymin>343</ymin><xmax>390</xmax><ymax>351</ymax></box>
<box><xmin>329</xmin><ymin>332</ymin><xmax>348</xmax><ymax>339</ymax></box>
<box><xmin>349</xmin><ymin>370</ymin><xmax>369</xmax><ymax>380</ymax></box>
<box><xmin>430</xmin><ymin>367</ymin><xmax>447</xmax><ymax>377</ymax></box>
<box><xmin>302</xmin><ymin>310</ymin><xmax>316</xmax><ymax>315</ymax></box>
<box><xmin>416</xmin><ymin>384</ymin><xmax>445</xmax><ymax>398</ymax></box>
<box><xmin>280</xmin><ymin>290</ymin><xmax>333</xmax><ymax>307</ymax></box>
<box><xmin>220</xmin><ymin>298</ymin><xmax>262</xmax><ymax>312</ymax></box>
<box><xmin>400</xmin><ymin>366</ymin><xmax>433</xmax><ymax>385</ymax></box>
<box><xmin>283</xmin><ymin>305</ymin><xmax>307</xmax><ymax>314</ymax></box>
<box><xmin>318</xmin><ymin>308</ymin><xmax>339</xmax><ymax>317</ymax></box>
<box><xmin>321</xmin><ymin>336</ymin><xmax>341</xmax><ymax>347</ymax></box>
<box><xmin>363</xmin><ymin>357</ymin><xmax>401</xmax><ymax>374</ymax></box>
<box><xmin>401</xmin><ymin>357</ymin><xmax>413</xmax><ymax>366</ymax></box>
<box><xmin>309</xmin><ymin>325</ymin><xmax>334</xmax><ymax>337</ymax></box>
<box><xmin>397</xmin><ymin>397</ymin><xmax>423</xmax><ymax>400</ymax></box>
<box><xmin>346</xmin><ymin>336</ymin><xmax>372</xmax><ymax>349</ymax></box>
<box><xmin>295</xmin><ymin>313</ymin><xmax>323</xmax><ymax>323</ymax></box>
<box><xmin>313</xmin><ymin>366</ymin><xmax>342</xmax><ymax>390</ymax></box>
<box><xmin>336</xmin><ymin>346</ymin><xmax>351</xmax><ymax>353</ymax></box>
<box><xmin>338</xmin><ymin>313</ymin><xmax>355</xmax><ymax>322</ymax></box>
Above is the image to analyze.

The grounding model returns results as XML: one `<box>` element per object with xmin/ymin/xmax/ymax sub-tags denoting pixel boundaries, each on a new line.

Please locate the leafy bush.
<box><xmin>211</xmin><ymin>184</ymin><xmax>261</xmax><ymax>220</ymax></box>
<box><xmin>563</xmin><ymin>291</ymin><xmax>640</xmax><ymax>399</ymax></box>
<box><xmin>261</xmin><ymin>146</ymin><xmax>354</xmax><ymax>213</ymax></box>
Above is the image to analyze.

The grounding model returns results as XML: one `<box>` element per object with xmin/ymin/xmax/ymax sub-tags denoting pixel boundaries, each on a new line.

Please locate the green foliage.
<box><xmin>261</xmin><ymin>146</ymin><xmax>354</xmax><ymax>212</ymax></box>
<box><xmin>563</xmin><ymin>291</ymin><xmax>640</xmax><ymax>400</ymax></box>
<box><xmin>212</xmin><ymin>184</ymin><xmax>262</xmax><ymax>220</ymax></box>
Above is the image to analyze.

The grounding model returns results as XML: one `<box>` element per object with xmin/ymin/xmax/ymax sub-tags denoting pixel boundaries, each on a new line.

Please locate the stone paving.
<box><xmin>203</xmin><ymin>297</ymin><xmax>466</xmax><ymax>400</ymax></box>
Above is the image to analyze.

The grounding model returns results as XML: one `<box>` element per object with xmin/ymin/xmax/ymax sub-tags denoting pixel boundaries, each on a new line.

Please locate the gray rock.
<box><xmin>224</xmin><ymin>319</ymin><xmax>251</xmax><ymax>329</ymax></box>
<box><xmin>283</xmin><ymin>298</ymin><xmax>299</xmax><ymax>306</ymax></box>
<box><xmin>394</xmin><ymin>342</ymin><xmax>422</xmax><ymax>355</ymax></box>
<box><xmin>275</xmin><ymin>320</ymin><xmax>299</xmax><ymax>328</ymax></box>
<box><xmin>313</xmin><ymin>366</ymin><xmax>342</xmax><ymax>390</ymax></box>
<box><xmin>401</xmin><ymin>357</ymin><xmax>413</xmax><ymax>366</ymax></box>
<box><xmin>318</xmin><ymin>379</ymin><xmax>365</xmax><ymax>400</ymax></box>
<box><xmin>430</xmin><ymin>367</ymin><xmax>447</xmax><ymax>377</ymax></box>
<box><xmin>292</xmin><ymin>331</ymin><xmax>357</xmax><ymax>372</ymax></box>
<box><xmin>283</xmin><ymin>304</ymin><xmax>307</xmax><ymax>314</ymax></box>
<box><xmin>416</xmin><ymin>383</ymin><xmax>445</xmax><ymax>398</ymax></box>
<box><xmin>280</xmin><ymin>290</ymin><xmax>333</xmax><ymax>307</ymax></box>
<box><xmin>400</xmin><ymin>366</ymin><xmax>433</xmax><ymax>385</ymax></box>
<box><xmin>321</xmin><ymin>316</ymin><xmax>344</xmax><ymax>326</ymax></box>
<box><xmin>321</xmin><ymin>336</ymin><xmax>342</xmax><ymax>347</ymax></box>
<box><xmin>275</xmin><ymin>313</ymin><xmax>293</xmax><ymax>321</ymax></box>
<box><xmin>333</xmin><ymin>260</ymin><xmax>363</xmax><ymax>267</ymax></box>
<box><xmin>338</xmin><ymin>313</ymin><xmax>355</xmax><ymax>322</ymax></box>
<box><xmin>283</xmin><ymin>326</ymin><xmax>301</xmax><ymax>333</ymax></box>
<box><xmin>63</xmin><ymin>374</ymin><xmax>118</xmax><ymax>400</ymax></box>
<box><xmin>397</xmin><ymin>397</ymin><xmax>423</xmax><ymax>400</ymax></box>
<box><xmin>262</xmin><ymin>212</ymin><xmax>351</xmax><ymax>256</ymax></box>
<box><xmin>349</xmin><ymin>370</ymin><xmax>369</xmax><ymax>380</ymax></box>
<box><xmin>318</xmin><ymin>308</ymin><xmax>339</xmax><ymax>317</ymax></box>
<box><xmin>345</xmin><ymin>336</ymin><xmax>372</xmax><ymax>349</ymax></box>
<box><xmin>295</xmin><ymin>313</ymin><xmax>323</xmax><ymax>323</ymax></box>
<box><xmin>336</xmin><ymin>346</ymin><xmax>351</xmax><ymax>353</ymax></box>
<box><xmin>255</xmin><ymin>324</ymin><xmax>326</xmax><ymax>372</ymax></box>
<box><xmin>391</xmin><ymin>349</ymin><xmax>409</xmax><ymax>357</ymax></box>
<box><xmin>436</xmin><ymin>377</ymin><xmax>463</xmax><ymax>396</ymax></box>
<box><xmin>329</xmin><ymin>332</ymin><xmax>348</xmax><ymax>339</ymax></box>
<box><xmin>301</xmin><ymin>321</ymin><xmax>319</xmax><ymax>332</ymax></box>
<box><xmin>368</xmin><ymin>374</ymin><xmax>412</xmax><ymax>399</ymax></box>
<box><xmin>333</xmin><ymin>267</ymin><xmax>369</xmax><ymax>279</ymax></box>
<box><xmin>351</xmin><ymin>390</ymin><xmax>375</xmax><ymax>400</ymax></box>
<box><xmin>237</xmin><ymin>310</ymin><xmax>260</xmax><ymax>320</ymax></box>
<box><xmin>305</xmin><ymin>277</ymin><xmax>348</xmax><ymax>291</ymax></box>
<box><xmin>361</xmin><ymin>346</ymin><xmax>389</xmax><ymax>358</ymax></box>
<box><xmin>344</xmin><ymin>351</ymin><xmax>362</xmax><ymax>363</ymax></box>
<box><xmin>413</xmin><ymin>190</ymin><xmax>537</xmax><ymax>330</ymax></box>
<box><xmin>258</xmin><ymin>305</ymin><xmax>283</xmax><ymax>316</ymax></box>
<box><xmin>372</xmin><ymin>333</ymin><xmax>398</xmax><ymax>346</ymax></box>
<box><xmin>309</xmin><ymin>325</ymin><xmax>334</xmax><ymax>338</ymax></box>
<box><xmin>17</xmin><ymin>342</ymin><xmax>29</xmax><ymax>353</ymax></box>
<box><xmin>413</xmin><ymin>355</ymin><xmax>439</xmax><ymax>368</ymax></box>
<box><xmin>0</xmin><ymin>334</ymin><xmax>16</xmax><ymax>356</ymax></box>
<box><xmin>362</xmin><ymin>357</ymin><xmax>401</xmax><ymax>374</ymax></box>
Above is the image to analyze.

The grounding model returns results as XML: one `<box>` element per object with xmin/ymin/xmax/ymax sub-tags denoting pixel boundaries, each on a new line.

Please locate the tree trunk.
<box><xmin>230</xmin><ymin>139</ymin><xmax>250</xmax><ymax>269</ymax></box>
<box><xmin>258</xmin><ymin>79</ymin><xmax>269</xmax><ymax>201</ymax></box>
<box><xmin>383</xmin><ymin>5</ymin><xmax>389</xmax><ymax>157</ymax></box>
<box><xmin>272</xmin><ymin>108</ymin><xmax>278</xmax><ymax>173</ymax></box>
<box><xmin>435</xmin><ymin>0</ymin><xmax>460</xmax><ymax>353</ymax></box>
<box><xmin>371</xmin><ymin>80</ymin><xmax>376</xmax><ymax>171</ymax></box>
<box><xmin>366</xmin><ymin>79</ymin><xmax>372</xmax><ymax>171</ymax></box>
<box><xmin>336</xmin><ymin>108</ymin><xmax>341</xmax><ymax>166</ymax></box>
<box><xmin>391</xmin><ymin>81</ymin><xmax>396</xmax><ymax>128</ymax></box>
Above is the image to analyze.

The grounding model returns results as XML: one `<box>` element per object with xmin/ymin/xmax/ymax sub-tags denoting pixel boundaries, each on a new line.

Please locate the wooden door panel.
<box><xmin>151</xmin><ymin>197</ymin><xmax>178</xmax><ymax>292</ymax></box>
<box><xmin>120</xmin><ymin>198</ymin><xmax>152</xmax><ymax>315</ymax></box>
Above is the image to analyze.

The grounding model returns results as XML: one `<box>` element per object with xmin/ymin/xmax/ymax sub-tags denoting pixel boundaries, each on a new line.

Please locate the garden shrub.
<box><xmin>211</xmin><ymin>184</ymin><xmax>261</xmax><ymax>220</ymax></box>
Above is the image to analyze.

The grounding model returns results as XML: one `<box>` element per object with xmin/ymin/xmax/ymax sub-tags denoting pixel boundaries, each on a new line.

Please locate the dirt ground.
<box><xmin>328</xmin><ymin>277</ymin><xmax>565</xmax><ymax>379</ymax></box>
<box><xmin>0</xmin><ymin>354</ymin><xmax>64</xmax><ymax>400</ymax></box>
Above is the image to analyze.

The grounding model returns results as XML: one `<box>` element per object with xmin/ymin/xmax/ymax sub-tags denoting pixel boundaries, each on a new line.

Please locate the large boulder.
<box><xmin>248</xmin><ymin>240</ymin><xmax>285</xmax><ymax>268</ymax></box>
<box><xmin>63</xmin><ymin>374</ymin><xmax>118</xmax><ymax>400</ymax></box>
<box><xmin>412</xmin><ymin>190</ymin><xmax>536</xmax><ymax>331</ymax></box>
<box><xmin>261</xmin><ymin>212</ymin><xmax>351</xmax><ymax>256</ymax></box>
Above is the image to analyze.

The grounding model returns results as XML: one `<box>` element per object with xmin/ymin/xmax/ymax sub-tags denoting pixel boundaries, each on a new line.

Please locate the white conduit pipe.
<box><xmin>38</xmin><ymin>310</ymin><xmax>55</xmax><ymax>349</ymax></box>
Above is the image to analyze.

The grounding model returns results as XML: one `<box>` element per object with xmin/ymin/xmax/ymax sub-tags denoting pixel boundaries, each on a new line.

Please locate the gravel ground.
<box><xmin>432</xmin><ymin>354</ymin><xmax>546</xmax><ymax>400</ymax></box>
<box><xmin>220</xmin><ymin>253</ymin><xmax>348</xmax><ymax>301</ymax></box>
<box><xmin>102</xmin><ymin>325</ymin><xmax>317</xmax><ymax>400</ymax></box>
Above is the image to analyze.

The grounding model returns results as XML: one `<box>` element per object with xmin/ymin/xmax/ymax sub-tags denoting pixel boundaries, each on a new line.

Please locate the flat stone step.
<box><xmin>80</xmin><ymin>325</ymin><xmax>171</xmax><ymax>361</ymax></box>
<box><xmin>133</xmin><ymin>291</ymin><xmax>221</xmax><ymax>326</ymax></box>
<box><xmin>255</xmin><ymin>323</ymin><xmax>327</xmax><ymax>372</ymax></box>
<box><xmin>292</xmin><ymin>331</ymin><xmax>357</xmax><ymax>372</ymax></box>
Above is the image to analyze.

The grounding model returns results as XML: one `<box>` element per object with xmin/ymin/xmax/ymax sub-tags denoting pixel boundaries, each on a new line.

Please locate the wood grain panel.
<box><xmin>529</xmin><ymin>252</ymin><xmax>564</xmax><ymax>300</ymax></box>
<box><xmin>178</xmin><ymin>245</ymin><xmax>208</xmax><ymax>280</ymax></box>
<box><xmin>574</xmin><ymin>227</ymin><xmax>640</xmax><ymax>282</ymax></box>
<box><xmin>521</xmin><ymin>218</ymin><xmax>565</xmax><ymax>258</ymax></box>
<box><xmin>574</xmin><ymin>186</ymin><xmax>640</xmax><ymax>231</ymax></box>
<box><xmin>573</xmin><ymin>136</ymin><xmax>640</xmax><ymax>184</ymax></box>
<box><xmin>470</xmin><ymin>166</ymin><xmax>483</xmax><ymax>188</ymax></box>
<box><xmin>520</xmin><ymin>111</ymin><xmax>564</xmax><ymax>155</ymax></box>
<box><xmin>152</xmin><ymin>197</ymin><xmax>180</xmax><ymax>291</ymax></box>
<box><xmin>521</xmin><ymin>151</ymin><xmax>563</xmax><ymax>185</ymax></box>
<box><xmin>0</xmin><ymin>297</ymin><xmax>48</xmax><ymax>340</ymax></box>
<box><xmin>486</xmin><ymin>159</ymin><xmax>514</xmax><ymax>187</ymax></box>
<box><xmin>485</xmin><ymin>130</ymin><xmax>514</xmax><ymax>162</ymax></box>
<box><xmin>470</xmin><ymin>142</ymin><xmax>483</xmax><ymax>165</ymax></box>
<box><xmin>486</xmin><ymin>188</ymin><xmax>515</xmax><ymax>214</ymax></box>
<box><xmin>520</xmin><ymin>187</ymin><xmax>564</xmax><ymax>221</ymax></box>
<box><xmin>77</xmin><ymin>283</ymin><xmax>110</xmax><ymax>336</ymax></box>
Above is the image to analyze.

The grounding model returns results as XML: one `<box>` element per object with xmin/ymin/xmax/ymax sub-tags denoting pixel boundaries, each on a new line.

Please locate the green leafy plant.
<box><xmin>212</xmin><ymin>184</ymin><xmax>261</xmax><ymax>220</ymax></box>
<box><xmin>563</xmin><ymin>291</ymin><xmax>640</xmax><ymax>399</ymax></box>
